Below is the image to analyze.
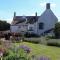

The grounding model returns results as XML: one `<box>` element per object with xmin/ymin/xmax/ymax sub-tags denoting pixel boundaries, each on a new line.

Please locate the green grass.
<box><xmin>16</xmin><ymin>42</ymin><xmax>60</xmax><ymax>60</ymax></box>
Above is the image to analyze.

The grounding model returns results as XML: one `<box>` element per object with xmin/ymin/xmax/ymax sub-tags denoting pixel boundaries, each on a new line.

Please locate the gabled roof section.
<box><xmin>12</xmin><ymin>16</ymin><xmax>39</xmax><ymax>25</ymax></box>
<box><xmin>39</xmin><ymin>9</ymin><xmax>58</xmax><ymax>21</ymax></box>
<box><xmin>39</xmin><ymin>3</ymin><xmax>58</xmax><ymax>22</ymax></box>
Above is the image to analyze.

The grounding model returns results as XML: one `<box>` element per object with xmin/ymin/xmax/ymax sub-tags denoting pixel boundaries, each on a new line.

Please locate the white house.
<box><xmin>10</xmin><ymin>3</ymin><xmax>58</xmax><ymax>36</ymax></box>
<box><xmin>37</xmin><ymin>3</ymin><xmax>58</xmax><ymax>35</ymax></box>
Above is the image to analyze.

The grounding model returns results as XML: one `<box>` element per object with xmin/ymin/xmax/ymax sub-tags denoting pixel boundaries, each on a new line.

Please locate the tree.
<box><xmin>54</xmin><ymin>22</ymin><xmax>60</xmax><ymax>38</ymax></box>
<box><xmin>0</xmin><ymin>20</ymin><xmax>10</xmax><ymax>31</ymax></box>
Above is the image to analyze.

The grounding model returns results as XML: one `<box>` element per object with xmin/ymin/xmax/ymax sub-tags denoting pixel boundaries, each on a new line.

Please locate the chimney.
<box><xmin>35</xmin><ymin>12</ymin><xmax>37</xmax><ymax>21</ymax></box>
<box><xmin>14</xmin><ymin>12</ymin><xmax>16</xmax><ymax>17</ymax></box>
<box><xmin>35</xmin><ymin>12</ymin><xmax>37</xmax><ymax>16</ymax></box>
<box><xmin>46</xmin><ymin>3</ymin><xmax>50</xmax><ymax>9</ymax></box>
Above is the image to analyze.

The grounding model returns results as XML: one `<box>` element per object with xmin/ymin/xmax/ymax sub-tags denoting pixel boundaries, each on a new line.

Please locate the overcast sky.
<box><xmin>0</xmin><ymin>0</ymin><xmax>60</xmax><ymax>23</ymax></box>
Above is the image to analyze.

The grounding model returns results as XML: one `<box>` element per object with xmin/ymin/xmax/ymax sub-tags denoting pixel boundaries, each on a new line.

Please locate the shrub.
<box><xmin>36</xmin><ymin>55</ymin><xmax>50</xmax><ymax>60</ymax></box>
<box><xmin>19</xmin><ymin>45</ymin><xmax>31</xmax><ymax>54</ymax></box>
<box><xmin>3</xmin><ymin>48</ymin><xmax>29</xmax><ymax>60</ymax></box>
<box><xmin>0</xmin><ymin>40</ymin><xmax>3</xmax><ymax>45</ymax></box>
<box><xmin>3</xmin><ymin>55</ymin><xmax>18</xmax><ymax>60</ymax></box>
<box><xmin>54</xmin><ymin>22</ymin><xmax>60</xmax><ymax>38</ymax></box>
<box><xmin>23</xmin><ymin>39</ymin><xmax>39</xmax><ymax>44</ymax></box>
<box><xmin>47</xmin><ymin>40</ymin><xmax>60</xmax><ymax>47</ymax></box>
<box><xmin>24</xmin><ymin>32</ymin><xmax>39</xmax><ymax>38</ymax></box>
<box><xmin>46</xmin><ymin>36</ymin><xmax>55</xmax><ymax>40</ymax></box>
<box><xmin>4</xmin><ymin>44</ymin><xmax>31</xmax><ymax>60</ymax></box>
<box><xmin>0</xmin><ymin>47</ymin><xmax>9</xmax><ymax>58</ymax></box>
<box><xmin>3</xmin><ymin>50</ymin><xmax>9</xmax><ymax>57</ymax></box>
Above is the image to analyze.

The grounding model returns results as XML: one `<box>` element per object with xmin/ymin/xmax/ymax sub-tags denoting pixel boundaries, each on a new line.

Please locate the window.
<box><xmin>39</xmin><ymin>23</ymin><xmax>44</xmax><ymax>29</ymax></box>
<box><xmin>28</xmin><ymin>27</ymin><xmax>33</xmax><ymax>31</ymax></box>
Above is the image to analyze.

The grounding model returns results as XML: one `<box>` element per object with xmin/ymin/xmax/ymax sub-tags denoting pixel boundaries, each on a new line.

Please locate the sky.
<box><xmin>0</xmin><ymin>0</ymin><xmax>60</xmax><ymax>23</ymax></box>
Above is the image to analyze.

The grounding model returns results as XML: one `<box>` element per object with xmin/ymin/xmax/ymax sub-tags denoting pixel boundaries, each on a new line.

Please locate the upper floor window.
<box><xmin>39</xmin><ymin>23</ymin><xmax>44</xmax><ymax>29</ymax></box>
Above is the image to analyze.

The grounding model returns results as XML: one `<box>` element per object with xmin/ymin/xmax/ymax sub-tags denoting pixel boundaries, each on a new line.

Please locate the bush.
<box><xmin>0</xmin><ymin>40</ymin><xmax>2</xmax><ymax>45</ymax></box>
<box><xmin>46</xmin><ymin>36</ymin><xmax>55</xmax><ymax>40</ymax></box>
<box><xmin>3</xmin><ymin>50</ymin><xmax>9</xmax><ymax>57</ymax></box>
<box><xmin>24</xmin><ymin>32</ymin><xmax>39</xmax><ymax>38</ymax></box>
<box><xmin>54</xmin><ymin>22</ymin><xmax>60</xmax><ymax>39</ymax></box>
<box><xmin>3</xmin><ymin>48</ymin><xmax>29</xmax><ymax>60</ymax></box>
<box><xmin>47</xmin><ymin>40</ymin><xmax>60</xmax><ymax>47</ymax></box>
<box><xmin>23</xmin><ymin>39</ymin><xmax>39</xmax><ymax>44</ymax></box>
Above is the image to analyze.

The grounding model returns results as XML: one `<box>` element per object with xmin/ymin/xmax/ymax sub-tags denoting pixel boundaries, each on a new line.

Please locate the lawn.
<box><xmin>16</xmin><ymin>42</ymin><xmax>60</xmax><ymax>60</ymax></box>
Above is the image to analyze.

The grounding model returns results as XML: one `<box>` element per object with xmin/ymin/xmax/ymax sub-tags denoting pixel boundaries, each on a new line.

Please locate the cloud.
<box><xmin>40</xmin><ymin>2</ymin><xmax>46</xmax><ymax>8</ymax></box>
<box><xmin>40</xmin><ymin>2</ymin><xmax>56</xmax><ymax>8</ymax></box>
<box><xmin>0</xmin><ymin>10</ymin><xmax>13</xmax><ymax>23</ymax></box>
<box><xmin>51</xmin><ymin>3</ymin><xmax>56</xmax><ymax>8</ymax></box>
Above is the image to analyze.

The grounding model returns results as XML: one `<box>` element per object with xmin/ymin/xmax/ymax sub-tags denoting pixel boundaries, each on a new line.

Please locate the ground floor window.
<box><xmin>28</xmin><ymin>27</ymin><xmax>33</xmax><ymax>31</ymax></box>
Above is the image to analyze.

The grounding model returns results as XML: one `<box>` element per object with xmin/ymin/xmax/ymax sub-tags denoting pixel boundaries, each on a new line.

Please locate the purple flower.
<box><xmin>37</xmin><ymin>56</ymin><xmax>50</xmax><ymax>60</ymax></box>
<box><xmin>19</xmin><ymin>45</ymin><xmax>31</xmax><ymax>53</ymax></box>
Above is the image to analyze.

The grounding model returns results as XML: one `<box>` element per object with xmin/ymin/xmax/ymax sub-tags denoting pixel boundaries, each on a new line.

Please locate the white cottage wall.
<box><xmin>37</xmin><ymin>9</ymin><xmax>58</xmax><ymax>35</ymax></box>
<box><xmin>27</xmin><ymin>22</ymin><xmax>38</xmax><ymax>34</ymax></box>
<box><xmin>10</xmin><ymin>25</ymin><xmax>19</xmax><ymax>33</ymax></box>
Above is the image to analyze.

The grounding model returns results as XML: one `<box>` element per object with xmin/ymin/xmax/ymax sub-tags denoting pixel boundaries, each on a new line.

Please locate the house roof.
<box><xmin>39</xmin><ymin>9</ymin><xmax>58</xmax><ymax>22</ymax></box>
<box><xmin>12</xmin><ymin>16</ymin><xmax>39</xmax><ymax>25</ymax></box>
<box><xmin>26</xmin><ymin>16</ymin><xmax>39</xmax><ymax>24</ymax></box>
